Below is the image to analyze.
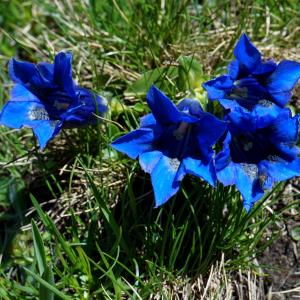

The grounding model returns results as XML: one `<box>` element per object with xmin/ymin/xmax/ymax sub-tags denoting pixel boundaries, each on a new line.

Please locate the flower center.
<box><xmin>173</xmin><ymin>122</ymin><xmax>189</xmax><ymax>141</ymax></box>
<box><xmin>28</xmin><ymin>107</ymin><xmax>50</xmax><ymax>121</ymax></box>
<box><xmin>230</xmin><ymin>132</ymin><xmax>277</xmax><ymax>164</ymax></box>
<box><xmin>53</xmin><ymin>100</ymin><xmax>70</xmax><ymax>110</ymax></box>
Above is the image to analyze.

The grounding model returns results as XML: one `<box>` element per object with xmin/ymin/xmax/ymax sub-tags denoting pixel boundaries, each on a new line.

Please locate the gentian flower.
<box><xmin>216</xmin><ymin>107</ymin><xmax>300</xmax><ymax>211</ymax></box>
<box><xmin>0</xmin><ymin>52</ymin><xmax>107</xmax><ymax>148</ymax></box>
<box><xmin>203</xmin><ymin>33</ymin><xmax>300</xmax><ymax>125</ymax></box>
<box><xmin>112</xmin><ymin>85</ymin><xmax>227</xmax><ymax>206</ymax></box>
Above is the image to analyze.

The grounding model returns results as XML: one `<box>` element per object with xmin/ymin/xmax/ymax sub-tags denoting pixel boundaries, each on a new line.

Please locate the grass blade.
<box><xmin>31</xmin><ymin>219</ymin><xmax>47</xmax><ymax>276</ymax></box>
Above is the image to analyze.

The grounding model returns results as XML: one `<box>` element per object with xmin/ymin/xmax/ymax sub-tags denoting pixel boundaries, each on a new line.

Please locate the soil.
<box><xmin>258</xmin><ymin>180</ymin><xmax>300</xmax><ymax>299</ymax></box>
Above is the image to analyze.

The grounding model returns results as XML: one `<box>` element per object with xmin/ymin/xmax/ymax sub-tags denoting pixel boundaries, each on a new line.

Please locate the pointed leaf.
<box><xmin>31</xmin><ymin>219</ymin><xmax>47</xmax><ymax>275</ymax></box>
<box><xmin>39</xmin><ymin>266</ymin><xmax>55</xmax><ymax>300</ymax></box>
<box><xmin>24</xmin><ymin>267</ymin><xmax>71</xmax><ymax>300</ymax></box>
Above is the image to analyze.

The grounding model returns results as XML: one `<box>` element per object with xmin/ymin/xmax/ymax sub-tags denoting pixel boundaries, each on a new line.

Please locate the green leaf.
<box><xmin>30</xmin><ymin>194</ymin><xmax>77</xmax><ymax>265</ymax></box>
<box><xmin>24</xmin><ymin>267</ymin><xmax>71</xmax><ymax>300</ymax></box>
<box><xmin>291</xmin><ymin>226</ymin><xmax>300</xmax><ymax>241</ymax></box>
<box><xmin>125</xmin><ymin>66</ymin><xmax>178</xmax><ymax>97</ymax></box>
<box><xmin>31</xmin><ymin>219</ymin><xmax>47</xmax><ymax>275</ymax></box>
<box><xmin>39</xmin><ymin>266</ymin><xmax>55</xmax><ymax>300</ymax></box>
<box><xmin>178</xmin><ymin>55</ymin><xmax>203</xmax><ymax>90</ymax></box>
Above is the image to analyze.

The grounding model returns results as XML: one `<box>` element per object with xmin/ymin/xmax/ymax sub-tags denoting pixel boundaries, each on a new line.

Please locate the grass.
<box><xmin>0</xmin><ymin>0</ymin><xmax>300</xmax><ymax>299</ymax></box>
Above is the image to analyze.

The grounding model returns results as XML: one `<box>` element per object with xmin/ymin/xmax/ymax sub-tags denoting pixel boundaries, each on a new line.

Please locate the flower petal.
<box><xmin>233</xmin><ymin>33</ymin><xmax>261</xmax><ymax>74</ymax></box>
<box><xmin>0</xmin><ymin>100</ymin><xmax>49</xmax><ymax>128</ymax></box>
<box><xmin>226</xmin><ymin>102</ymin><xmax>284</xmax><ymax>134</ymax></box>
<box><xmin>9</xmin><ymin>84</ymin><xmax>41</xmax><ymax>102</ymax></box>
<box><xmin>217</xmin><ymin>162</ymin><xmax>264</xmax><ymax>211</ymax></box>
<box><xmin>194</xmin><ymin>113</ymin><xmax>227</xmax><ymax>162</ymax></box>
<box><xmin>177</xmin><ymin>98</ymin><xmax>203</xmax><ymax>117</ymax></box>
<box><xmin>266</xmin><ymin>60</ymin><xmax>300</xmax><ymax>107</ymax></box>
<box><xmin>139</xmin><ymin>150</ymin><xmax>163</xmax><ymax>173</ymax></box>
<box><xmin>215</xmin><ymin>132</ymin><xmax>232</xmax><ymax>172</ymax></box>
<box><xmin>31</xmin><ymin>120</ymin><xmax>62</xmax><ymax>149</ymax></box>
<box><xmin>140</xmin><ymin>113</ymin><xmax>156</xmax><ymax>127</ymax></box>
<box><xmin>268</xmin><ymin>109</ymin><xmax>298</xmax><ymax>143</ymax></box>
<box><xmin>259</xmin><ymin>158</ymin><xmax>300</xmax><ymax>187</ymax></box>
<box><xmin>268</xmin><ymin>110</ymin><xmax>300</xmax><ymax>160</ymax></box>
<box><xmin>111</xmin><ymin>128</ymin><xmax>154</xmax><ymax>159</ymax></box>
<box><xmin>150</xmin><ymin>155</ymin><xmax>183</xmax><ymax>206</ymax></box>
<box><xmin>252</xmin><ymin>59</ymin><xmax>276</xmax><ymax>76</ymax></box>
<box><xmin>228</xmin><ymin>60</ymin><xmax>239</xmax><ymax>80</ymax></box>
<box><xmin>234</xmin><ymin>77</ymin><xmax>268</xmax><ymax>103</ymax></box>
<box><xmin>146</xmin><ymin>85</ymin><xmax>181</xmax><ymax>124</ymax></box>
<box><xmin>8</xmin><ymin>58</ymin><xmax>54</xmax><ymax>91</ymax></box>
<box><xmin>0</xmin><ymin>99</ymin><xmax>62</xmax><ymax>149</ymax></box>
<box><xmin>53</xmin><ymin>52</ymin><xmax>75</xmax><ymax>96</ymax></box>
<box><xmin>202</xmin><ymin>75</ymin><xmax>234</xmax><ymax>100</ymax></box>
<box><xmin>183</xmin><ymin>157</ymin><xmax>216</xmax><ymax>186</ymax></box>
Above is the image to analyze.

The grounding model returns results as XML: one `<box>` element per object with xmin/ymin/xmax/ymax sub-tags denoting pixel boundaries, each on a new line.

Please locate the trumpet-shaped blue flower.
<box><xmin>0</xmin><ymin>52</ymin><xmax>107</xmax><ymax>148</ymax></box>
<box><xmin>203</xmin><ymin>33</ymin><xmax>300</xmax><ymax>123</ymax></box>
<box><xmin>112</xmin><ymin>86</ymin><xmax>227</xmax><ymax>206</ymax></box>
<box><xmin>216</xmin><ymin>107</ymin><xmax>300</xmax><ymax>211</ymax></box>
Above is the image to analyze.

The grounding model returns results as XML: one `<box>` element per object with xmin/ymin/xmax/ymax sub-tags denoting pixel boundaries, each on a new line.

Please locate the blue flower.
<box><xmin>203</xmin><ymin>33</ymin><xmax>300</xmax><ymax>123</ymax></box>
<box><xmin>0</xmin><ymin>52</ymin><xmax>107</xmax><ymax>148</ymax></box>
<box><xmin>216</xmin><ymin>108</ymin><xmax>300</xmax><ymax>211</ymax></box>
<box><xmin>112</xmin><ymin>85</ymin><xmax>227</xmax><ymax>206</ymax></box>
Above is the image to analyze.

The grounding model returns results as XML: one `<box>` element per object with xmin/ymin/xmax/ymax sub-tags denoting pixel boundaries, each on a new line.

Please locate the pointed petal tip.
<box><xmin>146</xmin><ymin>84</ymin><xmax>180</xmax><ymax>124</ymax></box>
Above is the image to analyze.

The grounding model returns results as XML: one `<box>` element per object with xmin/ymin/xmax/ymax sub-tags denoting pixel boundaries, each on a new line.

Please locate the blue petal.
<box><xmin>251</xmin><ymin>101</ymin><xmax>283</xmax><ymax>128</ymax></box>
<box><xmin>259</xmin><ymin>158</ymin><xmax>300</xmax><ymax>187</ymax></box>
<box><xmin>194</xmin><ymin>113</ymin><xmax>227</xmax><ymax>162</ymax></box>
<box><xmin>216</xmin><ymin>161</ymin><xmax>236</xmax><ymax>186</ymax></box>
<box><xmin>0</xmin><ymin>98</ymin><xmax>62</xmax><ymax>149</ymax></box>
<box><xmin>269</xmin><ymin>109</ymin><xmax>298</xmax><ymax>143</ymax></box>
<box><xmin>183</xmin><ymin>157</ymin><xmax>216</xmax><ymax>186</ymax></box>
<box><xmin>76</xmin><ymin>86</ymin><xmax>107</xmax><ymax>114</ymax></box>
<box><xmin>266</xmin><ymin>60</ymin><xmax>300</xmax><ymax>107</ymax></box>
<box><xmin>202</xmin><ymin>75</ymin><xmax>234</xmax><ymax>100</ymax></box>
<box><xmin>53</xmin><ymin>52</ymin><xmax>75</xmax><ymax>96</ymax></box>
<box><xmin>217</xmin><ymin>161</ymin><xmax>264</xmax><ymax>211</ymax></box>
<box><xmin>36</xmin><ymin>62</ymin><xmax>54</xmax><ymax>81</ymax></box>
<box><xmin>111</xmin><ymin>128</ymin><xmax>154</xmax><ymax>159</ymax></box>
<box><xmin>234</xmin><ymin>77</ymin><xmax>268</xmax><ymax>103</ymax></box>
<box><xmin>177</xmin><ymin>98</ymin><xmax>203</xmax><ymax>117</ymax></box>
<box><xmin>218</xmin><ymin>98</ymin><xmax>241</xmax><ymax>110</ymax></box>
<box><xmin>226</xmin><ymin>102</ymin><xmax>283</xmax><ymax>133</ymax></box>
<box><xmin>268</xmin><ymin>111</ymin><xmax>299</xmax><ymax>160</ymax></box>
<box><xmin>8</xmin><ymin>58</ymin><xmax>54</xmax><ymax>91</ymax></box>
<box><xmin>228</xmin><ymin>60</ymin><xmax>239</xmax><ymax>80</ymax></box>
<box><xmin>140</xmin><ymin>113</ymin><xmax>156</xmax><ymax>127</ymax></box>
<box><xmin>233</xmin><ymin>33</ymin><xmax>261</xmax><ymax>74</ymax></box>
<box><xmin>150</xmin><ymin>155</ymin><xmax>183</xmax><ymax>206</ymax></box>
<box><xmin>216</xmin><ymin>134</ymin><xmax>264</xmax><ymax>210</ymax></box>
<box><xmin>9</xmin><ymin>84</ymin><xmax>41</xmax><ymax>102</ymax></box>
<box><xmin>0</xmin><ymin>99</ymin><xmax>49</xmax><ymax>128</ymax></box>
<box><xmin>215</xmin><ymin>132</ymin><xmax>232</xmax><ymax>172</ymax></box>
<box><xmin>139</xmin><ymin>151</ymin><xmax>163</xmax><ymax>173</ymax></box>
<box><xmin>31</xmin><ymin>120</ymin><xmax>62</xmax><ymax>149</ymax></box>
<box><xmin>252</xmin><ymin>60</ymin><xmax>276</xmax><ymax>76</ymax></box>
<box><xmin>146</xmin><ymin>85</ymin><xmax>181</xmax><ymax>124</ymax></box>
<box><xmin>60</xmin><ymin>87</ymin><xmax>107</xmax><ymax>125</ymax></box>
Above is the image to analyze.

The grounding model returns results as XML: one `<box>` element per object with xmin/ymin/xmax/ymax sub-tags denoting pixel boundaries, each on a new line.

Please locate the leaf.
<box><xmin>39</xmin><ymin>266</ymin><xmax>55</xmax><ymax>300</ymax></box>
<box><xmin>31</xmin><ymin>219</ymin><xmax>47</xmax><ymax>275</ymax></box>
<box><xmin>291</xmin><ymin>226</ymin><xmax>300</xmax><ymax>241</ymax></box>
<box><xmin>125</xmin><ymin>67</ymin><xmax>178</xmax><ymax>97</ymax></box>
<box><xmin>30</xmin><ymin>194</ymin><xmax>77</xmax><ymax>265</ymax></box>
<box><xmin>24</xmin><ymin>267</ymin><xmax>71</xmax><ymax>300</ymax></box>
<box><xmin>178</xmin><ymin>55</ymin><xmax>203</xmax><ymax>89</ymax></box>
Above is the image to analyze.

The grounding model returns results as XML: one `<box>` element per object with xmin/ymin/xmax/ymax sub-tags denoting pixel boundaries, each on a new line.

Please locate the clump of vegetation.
<box><xmin>0</xmin><ymin>1</ymin><xmax>299</xmax><ymax>299</ymax></box>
